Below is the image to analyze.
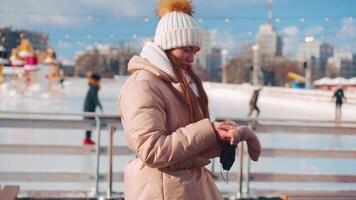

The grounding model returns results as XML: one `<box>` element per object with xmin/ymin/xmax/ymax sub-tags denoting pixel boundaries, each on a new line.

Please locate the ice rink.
<box><xmin>0</xmin><ymin>77</ymin><xmax>355</xmax><ymax>195</ymax></box>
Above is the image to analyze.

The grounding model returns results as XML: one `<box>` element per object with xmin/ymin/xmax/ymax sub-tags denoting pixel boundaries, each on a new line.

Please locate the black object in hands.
<box><xmin>220</xmin><ymin>142</ymin><xmax>237</xmax><ymax>171</ymax></box>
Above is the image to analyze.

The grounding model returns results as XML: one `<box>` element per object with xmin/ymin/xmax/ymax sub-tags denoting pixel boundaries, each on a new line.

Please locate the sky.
<box><xmin>0</xmin><ymin>0</ymin><xmax>355</xmax><ymax>62</ymax></box>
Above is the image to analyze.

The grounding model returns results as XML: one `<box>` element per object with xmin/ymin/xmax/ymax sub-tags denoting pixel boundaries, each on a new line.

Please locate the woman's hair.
<box><xmin>165</xmin><ymin>50</ymin><xmax>209</xmax><ymax>122</ymax></box>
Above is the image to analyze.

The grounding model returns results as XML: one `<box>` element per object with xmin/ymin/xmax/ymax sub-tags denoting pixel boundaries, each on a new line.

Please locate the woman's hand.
<box><xmin>211</xmin><ymin>122</ymin><xmax>235</xmax><ymax>142</ymax></box>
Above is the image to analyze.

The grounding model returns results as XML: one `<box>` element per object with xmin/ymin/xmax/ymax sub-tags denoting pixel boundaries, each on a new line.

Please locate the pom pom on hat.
<box><xmin>157</xmin><ymin>0</ymin><xmax>194</xmax><ymax>18</ymax></box>
<box><xmin>154</xmin><ymin>0</ymin><xmax>202</xmax><ymax>50</ymax></box>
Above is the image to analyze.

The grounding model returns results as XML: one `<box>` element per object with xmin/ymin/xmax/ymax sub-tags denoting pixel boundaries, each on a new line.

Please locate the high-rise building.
<box><xmin>256</xmin><ymin>24</ymin><xmax>283</xmax><ymax>58</ymax></box>
<box><xmin>195</xmin><ymin>29</ymin><xmax>224</xmax><ymax>82</ymax></box>
<box><xmin>297</xmin><ymin>36</ymin><xmax>334</xmax><ymax>80</ymax></box>
<box><xmin>327</xmin><ymin>52</ymin><xmax>356</xmax><ymax>78</ymax></box>
<box><xmin>207</xmin><ymin>47</ymin><xmax>222</xmax><ymax>82</ymax></box>
<box><xmin>255</xmin><ymin>0</ymin><xmax>283</xmax><ymax>58</ymax></box>
<box><xmin>195</xmin><ymin>29</ymin><xmax>213</xmax><ymax>70</ymax></box>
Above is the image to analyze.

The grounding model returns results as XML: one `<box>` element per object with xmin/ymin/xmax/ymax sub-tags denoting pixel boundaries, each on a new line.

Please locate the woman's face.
<box><xmin>168</xmin><ymin>46</ymin><xmax>199</xmax><ymax>70</ymax></box>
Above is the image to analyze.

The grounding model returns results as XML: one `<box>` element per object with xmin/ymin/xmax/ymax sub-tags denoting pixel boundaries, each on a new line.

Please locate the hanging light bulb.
<box><xmin>87</xmin><ymin>15</ymin><xmax>93</xmax><ymax>22</ymax></box>
<box><xmin>275</xmin><ymin>18</ymin><xmax>280</xmax><ymax>23</ymax></box>
<box><xmin>144</xmin><ymin>17</ymin><xmax>150</xmax><ymax>23</ymax></box>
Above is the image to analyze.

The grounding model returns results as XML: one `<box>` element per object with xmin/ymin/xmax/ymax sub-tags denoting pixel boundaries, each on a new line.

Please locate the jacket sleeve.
<box><xmin>90</xmin><ymin>88</ymin><xmax>103</xmax><ymax>110</ymax></box>
<box><xmin>119</xmin><ymin>80</ymin><xmax>218</xmax><ymax>168</ymax></box>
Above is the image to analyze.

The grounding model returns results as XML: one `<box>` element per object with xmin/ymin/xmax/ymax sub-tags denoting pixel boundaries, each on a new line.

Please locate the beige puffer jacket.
<box><xmin>119</xmin><ymin>55</ymin><xmax>223</xmax><ymax>200</ymax></box>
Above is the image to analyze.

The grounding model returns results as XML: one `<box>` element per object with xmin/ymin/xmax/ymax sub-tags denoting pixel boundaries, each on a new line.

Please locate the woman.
<box><xmin>119</xmin><ymin>0</ymin><xmax>261</xmax><ymax>199</ymax></box>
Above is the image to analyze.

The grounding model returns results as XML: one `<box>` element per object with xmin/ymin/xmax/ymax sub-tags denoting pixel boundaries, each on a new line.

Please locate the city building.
<box><xmin>256</xmin><ymin>24</ymin><xmax>283</xmax><ymax>58</ymax></box>
<box><xmin>297</xmin><ymin>36</ymin><xmax>334</xmax><ymax>80</ymax></box>
<box><xmin>194</xmin><ymin>29</ymin><xmax>223</xmax><ymax>82</ymax></box>
<box><xmin>195</xmin><ymin>29</ymin><xmax>213</xmax><ymax>71</ymax></box>
<box><xmin>327</xmin><ymin>52</ymin><xmax>356</xmax><ymax>78</ymax></box>
<box><xmin>255</xmin><ymin>0</ymin><xmax>283</xmax><ymax>58</ymax></box>
<box><xmin>207</xmin><ymin>47</ymin><xmax>222</xmax><ymax>82</ymax></box>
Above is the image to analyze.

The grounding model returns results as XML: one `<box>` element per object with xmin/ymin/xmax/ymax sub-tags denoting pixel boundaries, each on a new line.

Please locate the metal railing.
<box><xmin>216</xmin><ymin>117</ymin><xmax>356</xmax><ymax>199</ymax></box>
<box><xmin>0</xmin><ymin>111</ymin><xmax>121</xmax><ymax>199</ymax></box>
<box><xmin>1</xmin><ymin>112</ymin><xmax>356</xmax><ymax>199</ymax></box>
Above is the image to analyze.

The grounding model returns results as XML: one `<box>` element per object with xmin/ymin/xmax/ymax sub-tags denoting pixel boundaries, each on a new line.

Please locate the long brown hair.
<box><xmin>165</xmin><ymin>50</ymin><xmax>210</xmax><ymax>122</ymax></box>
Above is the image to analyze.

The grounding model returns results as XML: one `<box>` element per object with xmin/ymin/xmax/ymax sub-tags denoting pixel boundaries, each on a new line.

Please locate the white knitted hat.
<box><xmin>154</xmin><ymin>0</ymin><xmax>202</xmax><ymax>50</ymax></box>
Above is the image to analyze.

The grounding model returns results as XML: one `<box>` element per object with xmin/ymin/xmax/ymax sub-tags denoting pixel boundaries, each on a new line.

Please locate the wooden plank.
<box><xmin>258</xmin><ymin>119</ymin><xmax>356</xmax><ymax>126</ymax></box>
<box><xmin>252</xmin><ymin>189</ymin><xmax>356</xmax><ymax>199</ymax></box>
<box><xmin>0</xmin><ymin>111</ymin><xmax>119</xmax><ymax>118</ymax></box>
<box><xmin>0</xmin><ymin>144</ymin><xmax>133</xmax><ymax>155</ymax></box>
<box><xmin>109</xmin><ymin>146</ymin><xmax>133</xmax><ymax>155</ymax></box>
<box><xmin>212</xmin><ymin>172</ymin><xmax>238</xmax><ymax>182</ymax></box>
<box><xmin>250</xmin><ymin>173</ymin><xmax>356</xmax><ymax>183</ymax></box>
<box><xmin>0</xmin><ymin>118</ymin><xmax>121</xmax><ymax>129</ymax></box>
<box><xmin>253</xmin><ymin>189</ymin><xmax>356</xmax><ymax>195</ymax></box>
<box><xmin>0</xmin><ymin>118</ymin><xmax>95</xmax><ymax>129</ymax></box>
<box><xmin>0</xmin><ymin>172</ymin><xmax>125</xmax><ymax>182</ymax></box>
<box><xmin>215</xmin><ymin>117</ymin><xmax>356</xmax><ymax>126</ymax></box>
<box><xmin>0</xmin><ymin>172</ymin><xmax>94</xmax><ymax>182</ymax></box>
<box><xmin>212</xmin><ymin>172</ymin><xmax>356</xmax><ymax>183</ymax></box>
<box><xmin>261</xmin><ymin>148</ymin><xmax>356</xmax><ymax>159</ymax></box>
<box><xmin>0</xmin><ymin>144</ymin><xmax>95</xmax><ymax>155</ymax></box>
<box><xmin>255</xmin><ymin>123</ymin><xmax>356</xmax><ymax>135</ymax></box>
<box><xmin>21</xmin><ymin>190</ymin><xmax>93</xmax><ymax>198</ymax></box>
<box><xmin>0</xmin><ymin>185</ymin><xmax>20</xmax><ymax>200</ymax></box>
<box><xmin>279</xmin><ymin>190</ymin><xmax>356</xmax><ymax>200</ymax></box>
<box><xmin>20</xmin><ymin>189</ymin><xmax>125</xmax><ymax>199</ymax></box>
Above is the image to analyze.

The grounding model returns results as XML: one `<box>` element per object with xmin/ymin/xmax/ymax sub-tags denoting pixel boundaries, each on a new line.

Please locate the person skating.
<box><xmin>333</xmin><ymin>86</ymin><xmax>346</xmax><ymax>122</ymax></box>
<box><xmin>83</xmin><ymin>73</ymin><xmax>103</xmax><ymax>145</ymax></box>
<box><xmin>248</xmin><ymin>87</ymin><xmax>262</xmax><ymax>117</ymax></box>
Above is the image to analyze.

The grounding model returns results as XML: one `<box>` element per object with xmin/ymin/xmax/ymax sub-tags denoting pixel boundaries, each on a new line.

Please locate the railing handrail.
<box><xmin>0</xmin><ymin>110</ymin><xmax>120</xmax><ymax>118</ymax></box>
<box><xmin>215</xmin><ymin>117</ymin><xmax>356</xmax><ymax>125</ymax></box>
<box><xmin>1</xmin><ymin>111</ymin><xmax>354</xmax><ymax>125</ymax></box>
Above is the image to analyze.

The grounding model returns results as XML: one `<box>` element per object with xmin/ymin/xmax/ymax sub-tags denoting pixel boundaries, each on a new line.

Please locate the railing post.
<box><xmin>245</xmin><ymin>123</ymin><xmax>253</xmax><ymax>196</ymax></box>
<box><xmin>237</xmin><ymin>142</ymin><xmax>244</xmax><ymax>198</ymax></box>
<box><xmin>107</xmin><ymin>125</ymin><xmax>115</xmax><ymax>199</ymax></box>
<box><xmin>95</xmin><ymin>116</ymin><xmax>102</xmax><ymax>196</ymax></box>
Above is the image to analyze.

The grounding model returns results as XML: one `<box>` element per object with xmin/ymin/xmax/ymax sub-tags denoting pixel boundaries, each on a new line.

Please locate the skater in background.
<box><xmin>333</xmin><ymin>86</ymin><xmax>346</xmax><ymax>122</ymax></box>
<box><xmin>83</xmin><ymin>73</ymin><xmax>103</xmax><ymax>145</ymax></box>
<box><xmin>248</xmin><ymin>87</ymin><xmax>262</xmax><ymax>117</ymax></box>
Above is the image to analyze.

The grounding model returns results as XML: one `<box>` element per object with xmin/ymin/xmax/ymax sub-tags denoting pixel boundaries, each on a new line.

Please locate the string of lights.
<box><xmin>0</xmin><ymin>9</ymin><xmax>354</xmax><ymax>22</ymax></box>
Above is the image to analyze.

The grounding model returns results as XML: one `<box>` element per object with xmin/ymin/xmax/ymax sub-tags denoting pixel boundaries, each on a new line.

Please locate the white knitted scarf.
<box><xmin>140</xmin><ymin>41</ymin><xmax>199</xmax><ymax>97</ymax></box>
